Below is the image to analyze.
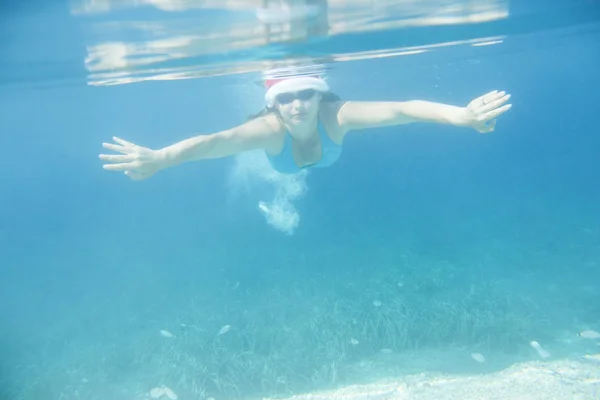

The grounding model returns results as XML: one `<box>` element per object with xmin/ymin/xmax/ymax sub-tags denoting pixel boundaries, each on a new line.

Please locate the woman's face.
<box><xmin>275</xmin><ymin>89</ymin><xmax>322</xmax><ymax>125</ymax></box>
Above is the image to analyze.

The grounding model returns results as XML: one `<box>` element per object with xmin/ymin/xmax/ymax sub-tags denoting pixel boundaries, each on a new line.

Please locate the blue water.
<box><xmin>2</xmin><ymin>1</ymin><xmax>600</xmax><ymax>399</ymax></box>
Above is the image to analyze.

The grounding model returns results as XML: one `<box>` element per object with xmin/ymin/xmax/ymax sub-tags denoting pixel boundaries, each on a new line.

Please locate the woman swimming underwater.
<box><xmin>99</xmin><ymin>76</ymin><xmax>512</xmax><ymax>178</ymax></box>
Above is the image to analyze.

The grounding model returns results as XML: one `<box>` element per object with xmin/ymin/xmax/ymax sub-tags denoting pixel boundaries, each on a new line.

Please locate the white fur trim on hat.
<box><xmin>265</xmin><ymin>76</ymin><xmax>329</xmax><ymax>107</ymax></box>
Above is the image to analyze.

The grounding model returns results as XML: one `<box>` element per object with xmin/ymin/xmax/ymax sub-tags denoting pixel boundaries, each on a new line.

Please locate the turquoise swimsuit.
<box><xmin>267</xmin><ymin>119</ymin><xmax>342</xmax><ymax>174</ymax></box>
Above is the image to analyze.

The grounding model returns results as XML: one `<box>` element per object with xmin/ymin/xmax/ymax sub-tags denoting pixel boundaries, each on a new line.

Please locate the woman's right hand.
<box><xmin>99</xmin><ymin>136</ymin><xmax>165</xmax><ymax>180</ymax></box>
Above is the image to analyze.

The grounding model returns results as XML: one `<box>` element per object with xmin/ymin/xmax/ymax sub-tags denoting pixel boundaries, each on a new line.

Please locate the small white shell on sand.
<box><xmin>159</xmin><ymin>330</ymin><xmax>174</xmax><ymax>338</ymax></box>
<box><xmin>530</xmin><ymin>340</ymin><xmax>551</xmax><ymax>358</ymax></box>
<box><xmin>582</xmin><ymin>354</ymin><xmax>600</xmax><ymax>362</ymax></box>
<box><xmin>218</xmin><ymin>325</ymin><xmax>231</xmax><ymax>335</ymax></box>
<box><xmin>149</xmin><ymin>387</ymin><xmax>164</xmax><ymax>399</ymax></box>
<box><xmin>163</xmin><ymin>386</ymin><xmax>178</xmax><ymax>399</ymax></box>
<box><xmin>149</xmin><ymin>386</ymin><xmax>178</xmax><ymax>399</ymax></box>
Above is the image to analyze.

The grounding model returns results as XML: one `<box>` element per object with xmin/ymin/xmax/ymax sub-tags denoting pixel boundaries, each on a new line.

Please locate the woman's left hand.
<box><xmin>464</xmin><ymin>90</ymin><xmax>512</xmax><ymax>133</ymax></box>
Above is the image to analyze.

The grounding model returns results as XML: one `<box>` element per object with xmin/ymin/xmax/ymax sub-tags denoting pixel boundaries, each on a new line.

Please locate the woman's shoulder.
<box><xmin>320</xmin><ymin>100</ymin><xmax>348</xmax><ymax>140</ymax></box>
<box><xmin>320</xmin><ymin>100</ymin><xmax>349</xmax><ymax>120</ymax></box>
<box><xmin>259</xmin><ymin>112</ymin><xmax>285</xmax><ymax>134</ymax></box>
<box><xmin>247</xmin><ymin>112</ymin><xmax>286</xmax><ymax>153</ymax></box>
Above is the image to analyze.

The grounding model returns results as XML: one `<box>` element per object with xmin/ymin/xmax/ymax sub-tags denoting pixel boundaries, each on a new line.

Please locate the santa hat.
<box><xmin>264</xmin><ymin>75</ymin><xmax>330</xmax><ymax>107</ymax></box>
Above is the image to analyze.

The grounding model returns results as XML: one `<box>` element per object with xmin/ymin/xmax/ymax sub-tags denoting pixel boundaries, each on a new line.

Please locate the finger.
<box><xmin>102</xmin><ymin>142</ymin><xmax>128</xmax><ymax>153</ymax></box>
<box><xmin>470</xmin><ymin>90</ymin><xmax>498</xmax><ymax>110</ymax></box>
<box><xmin>99</xmin><ymin>154</ymin><xmax>134</xmax><ymax>162</ymax></box>
<box><xmin>483</xmin><ymin>90</ymin><xmax>504</xmax><ymax>103</ymax></box>
<box><xmin>482</xmin><ymin>104</ymin><xmax>512</xmax><ymax>121</ymax></box>
<box><xmin>103</xmin><ymin>162</ymin><xmax>135</xmax><ymax>171</ymax></box>
<box><xmin>125</xmin><ymin>171</ymin><xmax>149</xmax><ymax>180</ymax></box>
<box><xmin>112</xmin><ymin>136</ymin><xmax>136</xmax><ymax>147</ymax></box>
<box><xmin>482</xmin><ymin>94</ymin><xmax>510</xmax><ymax>113</ymax></box>
<box><xmin>475</xmin><ymin>90</ymin><xmax>498</xmax><ymax>104</ymax></box>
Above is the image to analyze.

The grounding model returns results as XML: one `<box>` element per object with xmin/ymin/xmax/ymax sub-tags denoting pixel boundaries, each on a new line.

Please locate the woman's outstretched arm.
<box><xmin>337</xmin><ymin>90</ymin><xmax>512</xmax><ymax>135</ymax></box>
<box><xmin>99</xmin><ymin>116</ymin><xmax>278</xmax><ymax>180</ymax></box>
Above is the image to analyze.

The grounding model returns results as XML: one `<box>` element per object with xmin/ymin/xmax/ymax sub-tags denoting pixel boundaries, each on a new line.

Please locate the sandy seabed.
<box><xmin>265</xmin><ymin>357</ymin><xmax>600</xmax><ymax>400</ymax></box>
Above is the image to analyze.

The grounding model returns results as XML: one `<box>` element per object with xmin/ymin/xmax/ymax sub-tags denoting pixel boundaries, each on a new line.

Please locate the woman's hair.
<box><xmin>247</xmin><ymin>91</ymin><xmax>341</xmax><ymax>121</ymax></box>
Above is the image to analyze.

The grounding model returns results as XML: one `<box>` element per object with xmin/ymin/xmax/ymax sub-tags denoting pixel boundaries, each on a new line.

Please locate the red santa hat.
<box><xmin>264</xmin><ymin>75</ymin><xmax>330</xmax><ymax>107</ymax></box>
